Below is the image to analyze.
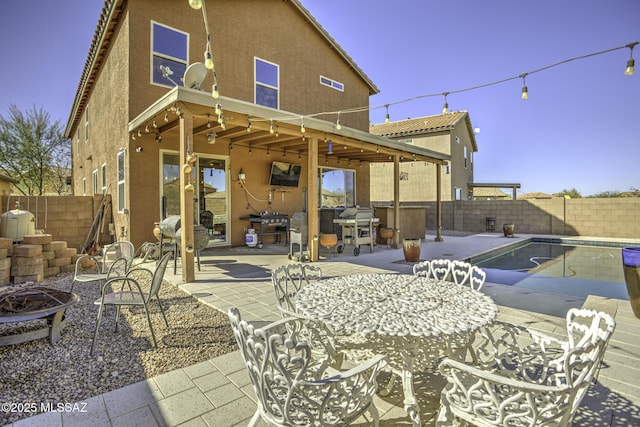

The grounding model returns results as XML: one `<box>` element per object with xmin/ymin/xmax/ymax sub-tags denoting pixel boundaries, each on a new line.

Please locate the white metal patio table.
<box><xmin>296</xmin><ymin>273</ymin><xmax>498</xmax><ymax>426</ymax></box>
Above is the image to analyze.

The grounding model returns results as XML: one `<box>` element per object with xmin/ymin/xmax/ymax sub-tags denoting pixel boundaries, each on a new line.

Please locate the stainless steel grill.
<box><xmin>288</xmin><ymin>212</ymin><xmax>308</xmax><ymax>261</ymax></box>
<box><xmin>333</xmin><ymin>208</ymin><xmax>379</xmax><ymax>256</ymax></box>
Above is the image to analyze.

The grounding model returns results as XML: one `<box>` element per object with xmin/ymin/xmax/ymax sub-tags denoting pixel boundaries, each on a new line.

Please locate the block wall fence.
<box><xmin>401</xmin><ymin>198</ymin><xmax>640</xmax><ymax>239</ymax></box>
<box><xmin>1</xmin><ymin>196</ymin><xmax>638</xmax><ymax>248</ymax></box>
<box><xmin>0</xmin><ymin>195</ymin><xmax>114</xmax><ymax>252</ymax></box>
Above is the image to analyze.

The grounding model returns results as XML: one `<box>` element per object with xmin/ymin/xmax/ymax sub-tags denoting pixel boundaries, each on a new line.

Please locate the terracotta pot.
<box><xmin>402</xmin><ymin>238</ymin><xmax>421</xmax><ymax>262</ymax></box>
<box><xmin>379</xmin><ymin>228</ymin><xmax>394</xmax><ymax>240</ymax></box>
<box><xmin>319</xmin><ymin>233</ymin><xmax>338</xmax><ymax>248</ymax></box>
<box><xmin>503</xmin><ymin>224</ymin><xmax>515</xmax><ymax>237</ymax></box>
<box><xmin>622</xmin><ymin>247</ymin><xmax>640</xmax><ymax>319</ymax></box>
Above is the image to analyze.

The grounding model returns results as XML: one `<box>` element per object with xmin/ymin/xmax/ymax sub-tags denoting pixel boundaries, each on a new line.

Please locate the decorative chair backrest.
<box><xmin>228</xmin><ymin>308</ymin><xmax>315</xmax><ymax>425</ymax></box>
<box><xmin>430</xmin><ymin>259</ymin><xmax>452</xmax><ymax>281</ymax></box>
<box><xmin>450</xmin><ymin>260</ymin><xmax>472</xmax><ymax>286</ymax></box>
<box><xmin>102</xmin><ymin>242</ymin><xmax>136</xmax><ymax>271</ymax></box>
<box><xmin>469</xmin><ymin>266</ymin><xmax>487</xmax><ymax>291</ymax></box>
<box><xmin>272</xmin><ymin>265</ymin><xmax>294</xmax><ymax>313</ymax></box>
<box><xmin>106</xmin><ymin>257</ymin><xmax>129</xmax><ymax>280</ymax></box>
<box><xmin>272</xmin><ymin>265</ymin><xmax>322</xmax><ymax>314</ymax></box>
<box><xmin>412</xmin><ymin>260</ymin><xmax>431</xmax><ymax>278</ymax></box>
<box><xmin>147</xmin><ymin>251</ymin><xmax>173</xmax><ymax>302</ymax></box>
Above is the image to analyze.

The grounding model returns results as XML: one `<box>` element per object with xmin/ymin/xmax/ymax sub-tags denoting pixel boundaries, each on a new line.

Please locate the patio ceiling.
<box><xmin>129</xmin><ymin>87</ymin><xmax>450</xmax><ymax>165</ymax></box>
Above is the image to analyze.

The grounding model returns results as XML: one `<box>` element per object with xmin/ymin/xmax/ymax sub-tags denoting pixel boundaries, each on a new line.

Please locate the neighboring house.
<box><xmin>520</xmin><ymin>192</ymin><xmax>554</xmax><ymax>200</ymax></box>
<box><xmin>369</xmin><ymin>111</ymin><xmax>478</xmax><ymax>202</ymax></box>
<box><xmin>64</xmin><ymin>0</ymin><xmax>449</xmax><ymax>268</ymax></box>
<box><xmin>472</xmin><ymin>187</ymin><xmax>510</xmax><ymax>200</ymax></box>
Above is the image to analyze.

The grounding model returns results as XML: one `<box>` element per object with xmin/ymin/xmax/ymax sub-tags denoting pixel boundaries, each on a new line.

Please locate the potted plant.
<box><xmin>402</xmin><ymin>238</ymin><xmax>421</xmax><ymax>262</ymax></box>
<box><xmin>622</xmin><ymin>247</ymin><xmax>640</xmax><ymax>319</ymax></box>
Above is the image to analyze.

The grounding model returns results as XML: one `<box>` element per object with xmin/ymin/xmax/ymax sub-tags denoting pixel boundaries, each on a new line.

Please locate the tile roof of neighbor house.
<box><xmin>520</xmin><ymin>192</ymin><xmax>555</xmax><ymax>199</ymax></box>
<box><xmin>473</xmin><ymin>187</ymin><xmax>509</xmax><ymax>198</ymax></box>
<box><xmin>64</xmin><ymin>0</ymin><xmax>379</xmax><ymax>137</ymax></box>
<box><xmin>369</xmin><ymin>111</ymin><xmax>479</xmax><ymax>151</ymax></box>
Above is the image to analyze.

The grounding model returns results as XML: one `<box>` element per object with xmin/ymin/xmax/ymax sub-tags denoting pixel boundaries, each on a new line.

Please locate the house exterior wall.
<box><xmin>370</xmin><ymin>121</ymin><xmax>475</xmax><ymax>203</ymax></box>
<box><xmin>70</xmin><ymin>0</ymin><xmax>375</xmax><ymax>247</ymax></box>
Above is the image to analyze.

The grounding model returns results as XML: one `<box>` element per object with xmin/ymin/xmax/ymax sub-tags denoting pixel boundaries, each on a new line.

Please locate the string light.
<box><xmin>145</xmin><ymin>124</ymin><xmax>149</xmax><ymax>133</ymax></box>
<box><xmin>246</xmin><ymin>118</ymin><xmax>252</xmax><ymax>132</ymax></box>
<box><xmin>163</xmin><ymin>112</ymin><xmax>168</xmax><ymax>122</ymax></box>
<box><xmin>207</xmin><ymin>130</ymin><xmax>216</xmax><ymax>144</ymax></box>
<box><xmin>384</xmin><ymin>104</ymin><xmax>390</xmax><ymax>123</ymax></box>
<box><xmin>269</xmin><ymin>120</ymin><xmax>275</xmax><ymax>134</ymax></box>
<box><xmin>625</xmin><ymin>42</ymin><xmax>637</xmax><ymax>76</ymax></box>
<box><xmin>206</xmin><ymin>114</ymin><xmax>212</xmax><ymax>128</ymax></box>
<box><xmin>520</xmin><ymin>73</ymin><xmax>529</xmax><ymax>100</ymax></box>
<box><xmin>441</xmin><ymin>92</ymin><xmax>449</xmax><ymax>114</ymax></box>
<box><xmin>300</xmin><ymin>117</ymin><xmax>306</xmax><ymax>134</ymax></box>
<box><xmin>152</xmin><ymin>120</ymin><xmax>157</xmax><ymax>128</ymax></box>
<box><xmin>137</xmin><ymin>129</ymin><xmax>141</xmax><ymax>137</ymax></box>
<box><xmin>336</xmin><ymin>112</ymin><xmax>342</xmax><ymax>130</ymax></box>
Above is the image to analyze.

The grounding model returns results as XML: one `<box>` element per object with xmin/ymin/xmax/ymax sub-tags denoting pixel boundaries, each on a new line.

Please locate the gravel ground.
<box><xmin>0</xmin><ymin>271</ymin><xmax>237</xmax><ymax>425</ymax></box>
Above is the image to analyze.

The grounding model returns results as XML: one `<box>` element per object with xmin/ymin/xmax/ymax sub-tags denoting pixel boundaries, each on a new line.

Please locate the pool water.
<box><xmin>473</xmin><ymin>241</ymin><xmax>629</xmax><ymax>300</ymax></box>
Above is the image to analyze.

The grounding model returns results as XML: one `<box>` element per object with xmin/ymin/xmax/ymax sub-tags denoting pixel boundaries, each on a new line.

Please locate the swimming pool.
<box><xmin>471</xmin><ymin>239</ymin><xmax>630</xmax><ymax>300</ymax></box>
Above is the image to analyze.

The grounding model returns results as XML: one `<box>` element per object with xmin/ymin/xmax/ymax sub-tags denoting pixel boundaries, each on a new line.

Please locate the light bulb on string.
<box><xmin>384</xmin><ymin>104</ymin><xmax>390</xmax><ymax>123</ymax></box>
<box><xmin>207</xmin><ymin>130</ymin><xmax>216</xmax><ymax>144</ymax></box>
<box><xmin>145</xmin><ymin>124</ymin><xmax>149</xmax><ymax>133</ymax></box>
<box><xmin>269</xmin><ymin>120</ymin><xmax>275</xmax><ymax>134</ymax></box>
<box><xmin>442</xmin><ymin>92</ymin><xmax>449</xmax><ymax>114</ymax></box>
<box><xmin>204</xmin><ymin>49</ymin><xmax>214</xmax><ymax>70</ymax></box>
<box><xmin>212</xmin><ymin>81</ymin><xmax>219</xmax><ymax>99</ymax></box>
<box><xmin>625</xmin><ymin>42</ymin><xmax>637</xmax><ymax>76</ymax></box>
<box><xmin>246</xmin><ymin>118</ymin><xmax>252</xmax><ymax>132</ymax></box>
<box><xmin>163</xmin><ymin>112</ymin><xmax>168</xmax><ymax>122</ymax></box>
<box><xmin>300</xmin><ymin>117</ymin><xmax>306</xmax><ymax>134</ymax></box>
<box><xmin>520</xmin><ymin>73</ymin><xmax>529</xmax><ymax>100</ymax></box>
<box><xmin>137</xmin><ymin>129</ymin><xmax>141</xmax><ymax>137</ymax></box>
<box><xmin>152</xmin><ymin>120</ymin><xmax>157</xmax><ymax>128</ymax></box>
<box><xmin>188</xmin><ymin>0</ymin><xmax>202</xmax><ymax>10</ymax></box>
<box><xmin>215</xmin><ymin>103</ymin><xmax>222</xmax><ymax>115</ymax></box>
<box><xmin>336</xmin><ymin>112</ymin><xmax>342</xmax><ymax>130</ymax></box>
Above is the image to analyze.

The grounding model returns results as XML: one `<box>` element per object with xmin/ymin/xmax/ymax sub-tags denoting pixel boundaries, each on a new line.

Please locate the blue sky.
<box><xmin>1</xmin><ymin>1</ymin><xmax>638</xmax><ymax>196</ymax></box>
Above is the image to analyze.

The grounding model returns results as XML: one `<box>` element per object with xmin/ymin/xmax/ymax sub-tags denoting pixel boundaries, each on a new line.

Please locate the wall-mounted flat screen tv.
<box><xmin>269</xmin><ymin>161</ymin><xmax>302</xmax><ymax>187</ymax></box>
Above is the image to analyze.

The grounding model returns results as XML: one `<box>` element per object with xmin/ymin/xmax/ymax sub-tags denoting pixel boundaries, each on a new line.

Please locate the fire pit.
<box><xmin>0</xmin><ymin>287</ymin><xmax>78</xmax><ymax>345</ymax></box>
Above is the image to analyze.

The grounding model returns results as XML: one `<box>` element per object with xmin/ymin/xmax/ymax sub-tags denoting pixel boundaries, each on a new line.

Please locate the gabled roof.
<box><xmin>64</xmin><ymin>0</ymin><xmax>378</xmax><ymax>138</ymax></box>
<box><xmin>369</xmin><ymin>111</ymin><xmax>478</xmax><ymax>151</ymax></box>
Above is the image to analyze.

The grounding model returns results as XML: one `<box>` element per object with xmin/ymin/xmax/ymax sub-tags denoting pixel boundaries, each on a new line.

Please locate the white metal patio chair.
<box><xmin>271</xmin><ymin>264</ymin><xmax>322</xmax><ymax>315</ymax></box>
<box><xmin>90</xmin><ymin>251</ymin><xmax>173</xmax><ymax>355</ymax></box>
<box><xmin>437</xmin><ymin>308</ymin><xmax>616</xmax><ymax>427</ymax></box>
<box><xmin>450</xmin><ymin>260</ymin><xmax>472</xmax><ymax>286</ymax></box>
<box><xmin>412</xmin><ymin>260</ymin><xmax>432</xmax><ymax>278</ymax></box>
<box><xmin>469</xmin><ymin>265</ymin><xmax>487</xmax><ymax>291</ymax></box>
<box><xmin>228</xmin><ymin>307</ymin><xmax>386</xmax><ymax>427</ymax></box>
<box><xmin>71</xmin><ymin>241</ymin><xmax>136</xmax><ymax>292</ymax></box>
<box><xmin>430</xmin><ymin>259</ymin><xmax>452</xmax><ymax>281</ymax></box>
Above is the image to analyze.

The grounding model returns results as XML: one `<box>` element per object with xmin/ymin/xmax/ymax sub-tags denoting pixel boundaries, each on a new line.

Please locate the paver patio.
<box><xmin>7</xmin><ymin>233</ymin><xmax>640</xmax><ymax>426</ymax></box>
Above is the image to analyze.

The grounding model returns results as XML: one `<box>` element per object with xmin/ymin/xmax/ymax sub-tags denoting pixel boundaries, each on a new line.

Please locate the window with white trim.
<box><xmin>151</xmin><ymin>22</ymin><xmax>188</xmax><ymax>87</ymax></box>
<box><xmin>85</xmin><ymin>107</ymin><xmax>89</xmax><ymax>142</ymax></box>
<box><xmin>464</xmin><ymin>146</ymin><xmax>468</xmax><ymax>168</ymax></box>
<box><xmin>255</xmin><ymin>57</ymin><xmax>279</xmax><ymax>108</ymax></box>
<box><xmin>101</xmin><ymin>163</ymin><xmax>107</xmax><ymax>194</ymax></box>
<box><xmin>76</xmin><ymin>132</ymin><xmax>80</xmax><ymax>155</ymax></box>
<box><xmin>92</xmin><ymin>170</ymin><xmax>99</xmax><ymax>195</ymax></box>
<box><xmin>117</xmin><ymin>151</ymin><xmax>126</xmax><ymax>212</ymax></box>
<box><xmin>320</xmin><ymin>75</ymin><xmax>344</xmax><ymax>92</ymax></box>
<box><xmin>82</xmin><ymin>178</ymin><xmax>87</xmax><ymax>196</ymax></box>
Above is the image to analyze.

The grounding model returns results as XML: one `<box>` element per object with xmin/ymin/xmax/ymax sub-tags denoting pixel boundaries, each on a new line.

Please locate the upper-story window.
<box><xmin>101</xmin><ymin>163</ymin><xmax>107</xmax><ymax>194</ymax></box>
<box><xmin>84</xmin><ymin>107</ymin><xmax>89</xmax><ymax>142</ymax></box>
<box><xmin>464</xmin><ymin>146</ymin><xmax>468</xmax><ymax>169</ymax></box>
<box><xmin>255</xmin><ymin>57</ymin><xmax>279</xmax><ymax>109</ymax></box>
<box><xmin>320</xmin><ymin>75</ymin><xmax>344</xmax><ymax>92</ymax></box>
<box><xmin>151</xmin><ymin>22</ymin><xmax>188</xmax><ymax>87</ymax></box>
<box><xmin>117</xmin><ymin>151</ymin><xmax>126</xmax><ymax>212</ymax></box>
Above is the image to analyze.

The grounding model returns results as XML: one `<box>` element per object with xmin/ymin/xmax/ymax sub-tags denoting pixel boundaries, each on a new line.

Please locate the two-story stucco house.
<box><xmin>64</xmin><ymin>0</ymin><xmax>449</xmax><ymax>277</ymax></box>
<box><xmin>369</xmin><ymin>111</ymin><xmax>478</xmax><ymax>202</ymax></box>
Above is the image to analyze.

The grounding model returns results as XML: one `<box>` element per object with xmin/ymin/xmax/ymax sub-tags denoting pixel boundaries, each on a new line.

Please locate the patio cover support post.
<box><xmin>307</xmin><ymin>136</ymin><xmax>319</xmax><ymax>262</ymax></box>
<box><xmin>393</xmin><ymin>154</ymin><xmax>401</xmax><ymax>248</ymax></box>
<box><xmin>179</xmin><ymin>114</ymin><xmax>195</xmax><ymax>282</ymax></box>
<box><xmin>435</xmin><ymin>163</ymin><xmax>443</xmax><ymax>242</ymax></box>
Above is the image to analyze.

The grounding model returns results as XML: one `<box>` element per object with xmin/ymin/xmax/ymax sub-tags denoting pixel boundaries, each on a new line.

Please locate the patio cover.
<box><xmin>129</xmin><ymin>87</ymin><xmax>450</xmax><ymax>281</ymax></box>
